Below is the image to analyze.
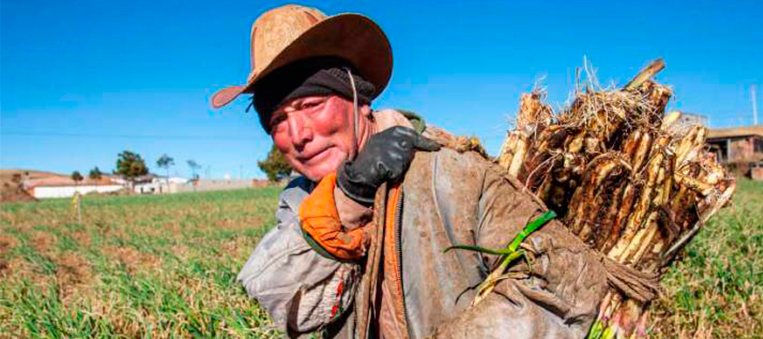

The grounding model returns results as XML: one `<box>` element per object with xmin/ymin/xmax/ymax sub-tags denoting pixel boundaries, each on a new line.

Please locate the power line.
<box><xmin>1</xmin><ymin>131</ymin><xmax>267</xmax><ymax>141</ymax></box>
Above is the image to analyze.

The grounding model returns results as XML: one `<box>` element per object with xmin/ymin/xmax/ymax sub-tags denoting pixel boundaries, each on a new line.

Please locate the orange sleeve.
<box><xmin>299</xmin><ymin>172</ymin><xmax>367</xmax><ymax>260</ymax></box>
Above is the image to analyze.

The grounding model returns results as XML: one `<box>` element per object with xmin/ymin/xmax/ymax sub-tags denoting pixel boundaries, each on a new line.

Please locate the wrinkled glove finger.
<box><xmin>375</xmin><ymin>160</ymin><xmax>395</xmax><ymax>180</ymax></box>
<box><xmin>413</xmin><ymin>134</ymin><xmax>441</xmax><ymax>152</ymax></box>
<box><xmin>389</xmin><ymin>125</ymin><xmax>418</xmax><ymax>137</ymax></box>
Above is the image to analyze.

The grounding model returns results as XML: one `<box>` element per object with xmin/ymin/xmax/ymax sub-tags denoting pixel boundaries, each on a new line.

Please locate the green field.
<box><xmin>0</xmin><ymin>188</ymin><xmax>283</xmax><ymax>338</ymax></box>
<box><xmin>651</xmin><ymin>179</ymin><xmax>763</xmax><ymax>338</ymax></box>
<box><xmin>1</xmin><ymin>181</ymin><xmax>761</xmax><ymax>338</ymax></box>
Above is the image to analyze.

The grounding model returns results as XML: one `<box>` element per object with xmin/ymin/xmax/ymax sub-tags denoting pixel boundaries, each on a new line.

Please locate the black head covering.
<box><xmin>251</xmin><ymin>57</ymin><xmax>376</xmax><ymax>133</ymax></box>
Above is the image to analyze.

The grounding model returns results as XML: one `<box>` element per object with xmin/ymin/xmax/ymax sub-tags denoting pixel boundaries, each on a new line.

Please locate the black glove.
<box><xmin>337</xmin><ymin>126</ymin><xmax>441</xmax><ymax>206</ymax></box>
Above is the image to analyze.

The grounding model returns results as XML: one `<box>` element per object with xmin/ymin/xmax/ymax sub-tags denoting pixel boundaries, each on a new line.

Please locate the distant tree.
<box><xmin>156</xmin><ymin>154</ymin><xmax>175</xmax><ymax>193</ymax></box>
<box><xmin>88</xmin><ymin>167</ymin><xmax>103</xmax><ymax>180</ymax></box>
<box><xmin>114</xmin><ymin>150</ymin><xmax>149</xmax><ymax>189</ymax></box>
<box><xmin>258</xmin><ymin>144</ymin><xmax>293</xmax><ymax>182</ymax></box>
<box><xmin>157</xmin><ymin>154</ymin><xmax>175</xmax><ymax>174</ymax></box>
<box><xmin>71</xmin><ymin>171</ymin><xmax>84</xmax><ymax>186</ymax></box>
<box><xmin>187</xmin><ymin>159</ymin><xmax>201</xmax><ymax>180</ymax></box>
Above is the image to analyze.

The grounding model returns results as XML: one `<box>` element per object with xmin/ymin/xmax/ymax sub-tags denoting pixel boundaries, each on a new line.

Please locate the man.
<box><xmin>212</xmin><ymin>5</ymin><xmax>621</xmax><ymax>339</ymax></box>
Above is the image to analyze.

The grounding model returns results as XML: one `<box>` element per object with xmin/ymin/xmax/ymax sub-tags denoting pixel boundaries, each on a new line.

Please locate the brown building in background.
<box><xmin>706</xmin><ymin>125</ymin><xmax>763</xmax><ymax>180</ymax></box>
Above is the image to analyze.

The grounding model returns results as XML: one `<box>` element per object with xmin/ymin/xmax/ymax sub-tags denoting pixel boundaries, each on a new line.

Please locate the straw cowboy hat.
<box><xmin>211</xmin><ymin>5</ymin><xmax>393</xmax><ymax>109</ymax></box>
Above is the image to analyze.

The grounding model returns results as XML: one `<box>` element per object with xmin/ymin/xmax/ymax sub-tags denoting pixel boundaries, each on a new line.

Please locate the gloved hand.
<box><xmin>337</xmin><ymin>126</ymin><xmax>441</xmax><ymax>205</ymax></box>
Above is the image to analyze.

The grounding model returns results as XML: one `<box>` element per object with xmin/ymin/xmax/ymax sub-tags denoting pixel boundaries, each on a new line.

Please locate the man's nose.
<box><xmin>288</xmin><ymin>113</ymin><xmax>313</xmax><ymax>148</ymax></box>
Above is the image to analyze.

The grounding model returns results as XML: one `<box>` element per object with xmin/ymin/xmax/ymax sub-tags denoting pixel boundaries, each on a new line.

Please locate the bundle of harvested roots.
<box><xmin>495</xmin><ymin>59</ymin><xmax>736</xmax><ymax>338</ymax></box>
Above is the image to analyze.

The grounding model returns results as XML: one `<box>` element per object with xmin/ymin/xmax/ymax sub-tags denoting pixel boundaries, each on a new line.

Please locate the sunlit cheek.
<box><xmin>271</xmin><ymin>131</ymin><xmax>302</xmax><ymax>170</ymax></box>
<box><xmin>271</xmin><ymin>132</ymin><xmax>289</xmax><ymax>154</ymax></box>
<box><xmin>316</xmin><ymin>99</ymin><xmax>355</xmax><ymax>155</ymax></box>
<box><xmin>313</xmin><ymin>107</ymin><xmax>343</xmax><ymax>135</ymax></box>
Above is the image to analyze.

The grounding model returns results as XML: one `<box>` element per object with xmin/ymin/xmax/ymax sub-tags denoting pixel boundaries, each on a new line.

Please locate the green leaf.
<box><xmin>508</xmin><ymin>210</ymin><xmax>557</xmax><ymax>252</ymax></box>
<box><xmin>443</xmin><ymin>244</ymin><xmax>513</xmax><ymax>255</ymax></box>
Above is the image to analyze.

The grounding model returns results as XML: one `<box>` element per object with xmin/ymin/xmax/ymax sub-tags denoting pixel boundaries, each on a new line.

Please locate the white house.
<box><xmin>24</xmin><ymin>176</ymin><xmax>124</xmax><ymax>199</ymax></box>
<box><xmin>133</xmin><ymin>175</ymin><xmax>189</xmax><ymax>194</ymax></box>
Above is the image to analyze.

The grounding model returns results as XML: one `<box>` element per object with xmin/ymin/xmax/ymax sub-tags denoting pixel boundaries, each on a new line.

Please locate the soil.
<box><xmin>0</xmin><ymin>183</ymin><xmax>37</xmax><ymax>203</ymax></box>
<box><xmin>0</xmin><ymin>169</ymin><xmax>40</xmax><ymax>203</ymax></box>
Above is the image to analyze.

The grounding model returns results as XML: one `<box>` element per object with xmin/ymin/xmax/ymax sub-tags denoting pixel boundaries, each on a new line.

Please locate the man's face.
<box><xmin>269</xmin><ymin>95</ymin><xmax>357</xmax><ymax>181</ymax></box>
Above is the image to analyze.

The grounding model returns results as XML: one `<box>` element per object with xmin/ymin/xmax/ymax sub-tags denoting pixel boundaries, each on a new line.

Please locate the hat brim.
<box><xmin>211</xmin><ymin>13</ymin><xmax>393</xmax><ymax>109</ymax></box>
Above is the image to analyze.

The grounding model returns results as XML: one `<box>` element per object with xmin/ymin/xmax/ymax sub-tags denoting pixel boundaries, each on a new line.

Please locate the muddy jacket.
<box><xmin>237</xmin><ymin>111</ymin><xmax>648</xmax><ymax>338</ymax></box>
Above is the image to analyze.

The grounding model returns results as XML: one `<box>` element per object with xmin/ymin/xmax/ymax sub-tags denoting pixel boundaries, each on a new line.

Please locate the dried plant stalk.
<box><xmin>494</xmin><ymin>58</ymin><xmax>735</xmax><ymax>339</ymax></box>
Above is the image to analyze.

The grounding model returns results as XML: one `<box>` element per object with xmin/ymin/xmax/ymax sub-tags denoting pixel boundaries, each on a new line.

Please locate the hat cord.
<box><xmin>345</xmin><ymin>67</ymin><xmax>360</xmax><ymax>160</ymax></box>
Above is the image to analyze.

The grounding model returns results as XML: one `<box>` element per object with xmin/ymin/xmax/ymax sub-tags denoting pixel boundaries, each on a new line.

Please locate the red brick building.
<box><xmin>707</xmin><ymin>126</ymin><xmax>763</xmax><ymax>179</ymax></box>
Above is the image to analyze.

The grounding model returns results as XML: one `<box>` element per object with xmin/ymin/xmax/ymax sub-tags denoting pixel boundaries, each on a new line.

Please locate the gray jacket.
<box><xmin>237</xmin><ymin>177</ymin><xmax>360</xmax><ymax>334</ymax></box>
<box><xmin>239</xmin><ymin>148</ymin><xmax>621</xmax><ymax>338</ymax></box>
<box><xmin>238</xmin><ymin>114</ymin><xmax>655</xmax><ymax>338</ymax></box>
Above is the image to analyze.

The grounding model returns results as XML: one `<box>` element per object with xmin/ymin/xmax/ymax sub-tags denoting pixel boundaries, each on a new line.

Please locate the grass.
<box><xmin>651</xmin><ymin>179</ymin><xmax>763</xmax><ymax>338</ymax></box>
<box><xmin>1</xmin><ymin>182</ymin><xmax>761</xmax><ymax>338</ymax></box>
<box><xmin>1</xmin><ymin>188</ymin><xmax>283</xmax><ymax>338</ymax></box>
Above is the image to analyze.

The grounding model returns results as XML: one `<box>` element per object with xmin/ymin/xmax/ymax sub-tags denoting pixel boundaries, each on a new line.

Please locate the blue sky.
<box><xmin>2</xmin><ymin>0</ymin><xmax>761</xmax><ymax>179</ymax></box>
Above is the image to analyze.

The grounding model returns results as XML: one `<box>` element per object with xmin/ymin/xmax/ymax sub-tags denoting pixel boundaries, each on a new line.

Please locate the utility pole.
<box><xmin>752</xmin><ymin>84</ymin><xmax>758</xmax><ymax>125</ymax></box>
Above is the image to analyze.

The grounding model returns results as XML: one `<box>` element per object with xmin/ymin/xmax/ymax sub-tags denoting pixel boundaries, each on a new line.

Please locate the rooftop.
<box><xmin>707</xmin><ymin>125</ymin><xmax>763</xmax><ymax>139</ymax></box>
<box><xmin>24</xmin><ymin>176</ymin><xmax>121</xmax><ymax>188</ymax></box>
